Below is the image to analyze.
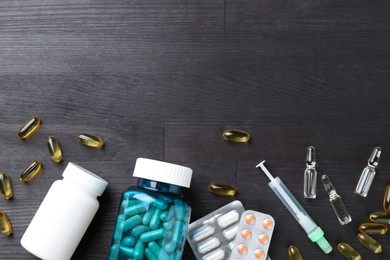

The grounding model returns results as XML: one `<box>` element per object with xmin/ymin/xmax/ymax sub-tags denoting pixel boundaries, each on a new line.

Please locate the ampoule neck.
<box><xmin>137</xmin><ymin>178</ymin><xmax>182</xmax><ymax>196</ymax></box>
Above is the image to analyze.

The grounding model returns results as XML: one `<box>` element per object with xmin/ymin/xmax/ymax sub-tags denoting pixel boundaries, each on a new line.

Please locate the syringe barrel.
<box><xmin>269</xmin><ymin>177</ymin><xmax>317</xmax><ymax>233</ymax></box>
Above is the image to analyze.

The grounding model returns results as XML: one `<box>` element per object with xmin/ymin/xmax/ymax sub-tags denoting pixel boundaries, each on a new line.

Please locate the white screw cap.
<box><xmin>133</xmin><ymin>158</ymin><xmax>193</xmax><ymax>188</ymax></box>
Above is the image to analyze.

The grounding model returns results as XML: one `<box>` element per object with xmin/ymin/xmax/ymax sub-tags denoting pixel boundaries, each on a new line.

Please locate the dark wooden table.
<box><xmin>1</xmin><ymin>0</ymin><xmax>390</xmax><ymax>259</ymax></box>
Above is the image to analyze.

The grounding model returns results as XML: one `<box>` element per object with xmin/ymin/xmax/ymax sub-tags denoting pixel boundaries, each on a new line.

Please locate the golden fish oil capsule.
<box><xmin>337</xmin><ymin>243</ymin><xmax>362</xmax><ymax>260</ymax></box>
<box><xmin>357</xmin><ymin>232</ymin><xmax>382</xmax><ymax>254</ymax></box>
<box><xmin>222</xmin><ymin>129</ymin><xmax>250</xmax><ymax>143</ymax></box>
<box><xmin>208</xmin><ymin>183</ymin><xmax>237</xmax><ymax>196</ymax></box>
<box><xmin>48</xmin><ymin>136</ymin><xmax>63</xmax><ymax>163</ymax></box>
<box><xmin>288</xmin><ymin>245</ymin><xmax>303</xmax><ymax>260</ymax></box>
<box><xmin>18</xmin><ymin>116</ymin><xmax>41</xmax><ymax>139</ymax></box>
<box><xmin>0</xmin><ymin>210</ymin><xmax>12</xmax><ymax>236</ymax></box>
<box><xmin>369</xmin><ymin>211</ymin><xmax>390</xmax><ymax>224</ymax></box>
<box><xmin>383</xmin><ymin>185</ymin><xmax>390</xmax><ymax>212</ymax></box>
<box><xmin>0</xmin><ymin>173</ymin><xmax>13</xmax><ymax>199</ymax></box>
<box><xmin>359</xmin><ymin>223</ymin><xmax>388</xmax><ymax>235</ymax></box>
<box><xmin>77</xmin><ymin>133</ymin><xmax>104</xmax><ymax>148</ymax></box>
<box><xmin>20</xmin><ymin>160</ymin><xmax>42</xmax><ymax>182</ymax></box>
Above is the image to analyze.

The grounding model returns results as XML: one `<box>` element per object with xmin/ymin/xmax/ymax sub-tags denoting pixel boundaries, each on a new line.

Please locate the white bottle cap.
<box><xmin>63</xmin><ymin>162</ymin><xmax>108</xmax><ymax>196</ymax></box>
<box><xmin>133</xmin><ymin>158</ymin><xmax>193</xmax><ymax>188</ymax></box>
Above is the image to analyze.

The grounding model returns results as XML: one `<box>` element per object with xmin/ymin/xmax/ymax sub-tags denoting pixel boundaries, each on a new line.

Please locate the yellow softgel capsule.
<box><xmin>18</xmin><ymin>116</ymin><xmax>41</xmax><ymax>139</ymax></box>
<box><xmin>0</xmin><ymin>210</ymin><xmax>12</xmax><ymax>236</ymax></box>
<box><xmin>77</xmin><ymin>133</ymin><xmax>104</xmax><ymax>148</ymax></box>
<box><xmin>288</xmin><ymin>245</ymin><xmax>303</xmax><ymax>260</ymax></box>
<box><xmin>337</xmin><ymin>242</ymin><xmax>362</xmax><ymax>260</ymax></box>
<box><xmin>357</xmin><ymin>232</ymin><xmax>382</xmax><ymax>254</ymax></box>
<box><xmin>20</xmin><ymin>160</ymin><xmax>42</xmax><ymax>182</ymax></box>
<box><xmin>369</xmin><ymin>211</ymin><xmax>390</xmax><ymax>224</ymax></box>
<box><xmin>0</xmin><ymin>173</ymin><xmax>13</xmax><ymax>199</ymax></box>
<box><xmin>222</xmin><ymin>129</ymin><xmax>250</xmax><ymax>143</ymax></box>
<box><xmin>208</xmin><ymin>183</ymin><xmax>237</xmax><ymax>196</ymax></box>
<box><xmin>383</xmin><ymin>185</ymin><xmax>390</xmax><ymax>212</ymax></box>
<box><xmin>48</xmin><ymin>136</ymin><xmax>63</xmax><ymax>163</ymax></box>
<box><xmin>359</xmin><ymin>223</ymin><xmax>388</xmax><ymax>235</ymax></box>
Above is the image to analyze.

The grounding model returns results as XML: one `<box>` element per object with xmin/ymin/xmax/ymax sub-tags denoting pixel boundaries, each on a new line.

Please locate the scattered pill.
<box><xmin>357</xmin><ymin>232</ymin><xmax>382</xmax><ymax>254</ymax></box>
<box><xmin>18</xmin><ymin>116</ymin><xmax>41</xmax><ymax>139</ymax></box>
<box><xmin>337</xmin><ymin>242</ymin><xmax>362</xmax><ymax>260</ymax></box>
<box><xmin>77</xmin><ymin>133</ymin><xmax>104</xmax><ymax>148</ymax></box>
<box><xmin>197</xmin><ymin>237</ymin><xmax>220</xmax><ymax>254</ymax></box>
<box><xmin>191</xmin><ymin>225</ymin><xmax>215</xmax><ymax>242</ymax></box>
<box><xmin>47</xmin><ymin>136</ymin><xmax>63</xmax><ymax>163</ymax></box>
<box><xmin>202</xmin><ymin>248</ymin><xmax>225</xmax><ymax>260</ymax></box>
<box><xmin>262</xmin><ymin>218</ymin><xmax>273</xmax><ymax>229</ymax></box>
<box><xmin>359</xmin><ymin>223</ymin><xmax>388</xmax><ymax>235</ymax></box>
<box><xmin>383</xmin><ymin>185</ymin><xmax>390</xmax><ymax>212</ymax></box>
<box><xmin>241</xmin><ymin>228</ymin><xmax>252</xmax><ymax>239</ymax></box>
<box><xmin>369</xmin><ymin>211</ymin><xmax>390</xmax><ymax>224</ymax></box>
<box><xmin>19</xmin><ymin>160</ymin><xmax>42</xmax><ymax>182</ymax></box>
<box><xmin>288</xmin><ymin>245</ymin><xmax>303</xmax><ymax>260</ymax></box>
<box><xmin>0</xmin><ymin>172</ymin><xmax>13</xmax><ymax>199</ymax></box>
<box><xmin>217</xmin><ymin>210</ymin><xmax>239</xmax><ymax>228</ymax></box>
<box><xmin>254</xmin><ymin>248</ymin><xmax>265</xmax><ymax>259</ymax></box>
<box><xmin>222</xmin><ymin>129</ymin><xmax>250</xmax><ymax>143</ymax></box>
<box><xmin>0</xmin><ymin>210</ymin><xmax>12</xmax><ymax>236</ymax></box>
<box><xmin>245</xmin><ymin>213</ymin><xmax>256</xmax><ymax>225</ymax></box>
<box><xmin>258</xmin><ymin>233</ymin><xmax>269</xmax><ymax>244</ymax></box>
<box><xmin>237</xmin><ymin>244</ymin><xmax>248</xmax><ymax>255</ymax></box>
<box><xmin>208</xmin><ymin>183</ymin><xmax>237</xmax><ymax>196</ymax></box>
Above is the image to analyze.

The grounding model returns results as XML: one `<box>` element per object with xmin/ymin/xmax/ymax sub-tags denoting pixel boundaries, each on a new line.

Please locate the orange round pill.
<box><xmin>245</xmin><ymin>214</ymin><xmax>255</xmax><ymax>225</ymax></box>
<box><xmin>241</xmin><ymin>228</ymin><xmax>252</xmax><ymax>239</ymax></box>
<box><xmin>262</xmin><ymin>218</ymin><xmax>273</xmax><ymax>229</ymax></box>
<box><xmin>254</xmin><ymin>249</ymin><xmax>265</xmax><ymax>258</ymax></box>
<box><xmin>237</xmin><ymin>244</ymin><xmax>248</xmax><ymax>255</ymax></box>
<box><xmin>258</xmin><ymin>233</ymin><xmax>269</xmax><ymax>244</ymax></box>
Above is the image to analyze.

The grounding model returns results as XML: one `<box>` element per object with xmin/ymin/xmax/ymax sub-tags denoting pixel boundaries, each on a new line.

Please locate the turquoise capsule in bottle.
<box><xmin>109</xmin><ymin>158</ymin><xmax>193</xmax><ymax>260</ymax></box>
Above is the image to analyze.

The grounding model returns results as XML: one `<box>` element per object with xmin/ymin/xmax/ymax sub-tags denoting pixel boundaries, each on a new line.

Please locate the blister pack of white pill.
<box><xmin>186</xmin><ymin>200</ymin><xmax>245</xmax><ymax>260</ymax></box>
<box><xmin>229</xmin><ymin>210</ymin><xmax>275</xmax><ymax>260</ymax></box>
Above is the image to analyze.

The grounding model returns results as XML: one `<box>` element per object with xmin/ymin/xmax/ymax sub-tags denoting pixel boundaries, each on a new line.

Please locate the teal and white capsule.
<box><xmin>160</xmin><ymin>210</ymin><xmax>170</xmax><ymax>222</ymax></box>
<box><xmin>148</xmin><ymin>241</ymin><xmax>161</xmax><ymax>257</ymax></box>
<box><xmin>119</xmin><ymin>245</ymin><xmax>135</xmax><ymax>257</ymax></box>
<box><xmin>121</xmin><ymin>236</ymin><xmax>136</xmax><ymax>247</ymax></box>
<box><xmin>113</xmin><ymin>222</ymin><xmax>125</xmax><ymax>242</ymax></box>
<box><xmin>151</xmin><ymin>198</ymin><xmax>168</xmax><ymax>210</ymax></box>
<box><xmin>172</xmin><ymin>221</ymin><xmax>185</xmax><ymax>245</ymax></box>
<box><xmin>123</xmin><ymin>190</ymin><xmax>138</xmax><ymax>199</ymax></box>
<box><xmin>134</xmin><ymin>240</ymin><xmax>145</xmax><ymax>260</ymax></box>
<box><xmin>124</xmin><ymin>202</ymin><xmax>148</xmax><ymax>216</ymax></box>
<box><xmin>140</xmin><ymin>228</ymin><xmax>166</xmax><ymax>243</ymax></box>
<box><xmin>163</xmin><ymin>218</ymin><xmax>175</xmax><ymax>230</ymax></box>
<box><xmin>131</xmin><ymin>225</ymin><xmax>150</xmax><ymax>238</ymax></box>
<box><xmin>164</xmin><ymin>241</ymin><xmax>176</xmax><ymax>253</ymax></box>
<box><xmin>123</xmin><ymin>215</ymin><xmax>142</xmax><ymax>232</ymax></box>
<box><xmin>109</xmin><ymin>244</ymin><xmax>120</xmax><ymax>260</ymax></box>
<box><xmin>174</xmin><ymin>199</ymin><xmax>186</xmax><ymax>220</ymax></box>
<box><xmin>150</xmin><ymin>208</ymin><xmax>162</xmax><ymax>229</ymax></box>
<box><xmin>145</xmin><ymin>248</ymin><xmax>158</xmax><ymax>260</ymax></box>
<box><xmin>142</xmin><ymin>207</ymin><xmax>155</xmax><ymax>225</ymax></box>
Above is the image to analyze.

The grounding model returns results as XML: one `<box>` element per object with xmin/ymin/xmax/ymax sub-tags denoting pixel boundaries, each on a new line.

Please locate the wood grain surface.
<box><xmin>0</xmin><ymin>0</ymin><xmax>390</xmax><ymax>259</ymax></box>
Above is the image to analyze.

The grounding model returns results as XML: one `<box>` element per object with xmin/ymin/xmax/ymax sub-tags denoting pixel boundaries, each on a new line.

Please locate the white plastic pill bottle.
<box><xmin>21</xmin><ymin>162</ymin><xmax>108</xmax><ymax>260</ymax></box>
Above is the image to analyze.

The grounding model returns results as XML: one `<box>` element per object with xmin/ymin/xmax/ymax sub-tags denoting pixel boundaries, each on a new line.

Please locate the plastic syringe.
<box><xmin>256</xmin><ymin>160</ymin><xmax>333</xmax><ymax>254</ymax></box>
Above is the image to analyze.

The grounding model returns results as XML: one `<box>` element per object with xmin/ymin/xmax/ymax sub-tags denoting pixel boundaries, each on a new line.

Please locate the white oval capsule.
<box><xmin>191</xmin><ymin>225</ymin><xmax>215</xmax><ymax>242</ymax></box>
<box><xmin>202</xmin><ymin>248</ymin><xmax>225</xmax><ymax>260</ymax></box>
<box><xmin>197</xmin><ymin>237</ymin><xmax>220</xmax><ymax>254</ymax></box>
<box><xmin>217</xmin><ymin>210</ymin><xmax>239</xmax><ymax>228</ymax></box>
<box><xmin>223</xmin><ymin>224</ymin><xmax>239</xmax><ymax>240</ymax></box>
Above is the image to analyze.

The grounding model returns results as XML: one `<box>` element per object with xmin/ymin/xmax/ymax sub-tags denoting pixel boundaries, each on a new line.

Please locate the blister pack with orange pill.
<box><xmin>229</xmin><ymin>210</ymin><xmax>275</xmax><ymax>260</ymax></box>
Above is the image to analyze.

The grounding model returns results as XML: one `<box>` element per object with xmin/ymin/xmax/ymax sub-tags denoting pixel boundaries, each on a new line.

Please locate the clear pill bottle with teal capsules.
<box><xmin>109</xmin><ymin>158</ymin><xmax>193</xmax><ymax>260</ymax></box>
